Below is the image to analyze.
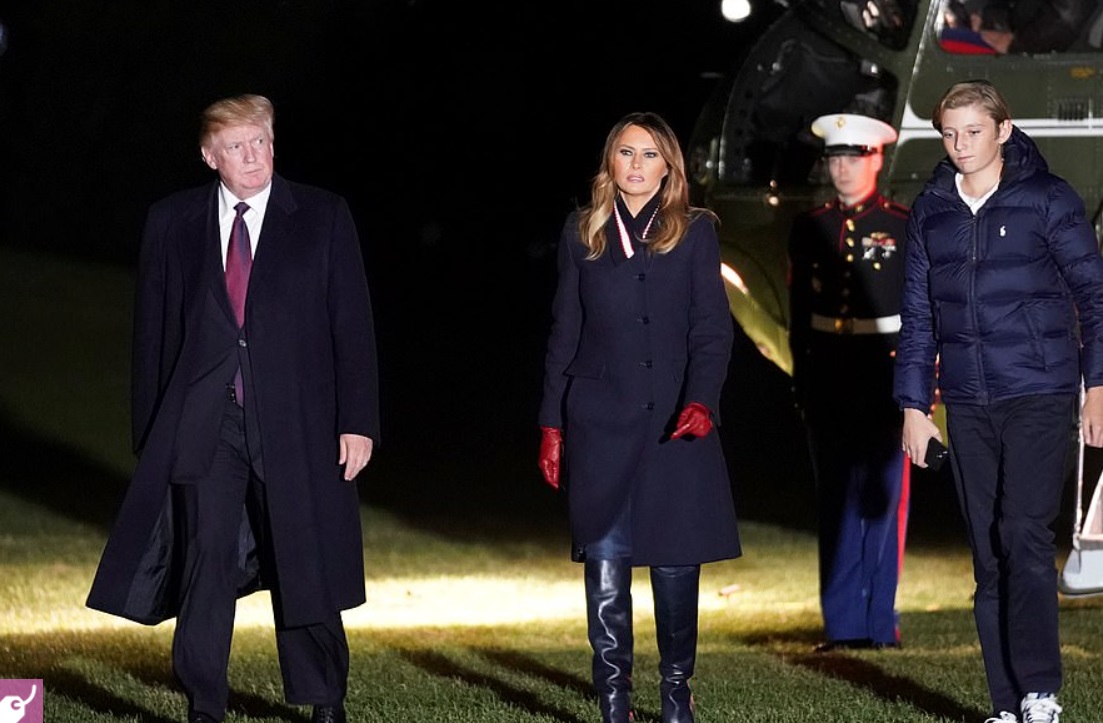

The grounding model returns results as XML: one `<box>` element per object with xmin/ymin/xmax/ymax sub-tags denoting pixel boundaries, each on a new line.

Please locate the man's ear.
<box><xmin>997</xmin><ymin>118</ymin><xmax>1013</xmax><ymax>144</ymax></box>
<box><xmin>200</xmin><ymin>147</ymin><xmax>218</xmax><ymax>171</ymax></box>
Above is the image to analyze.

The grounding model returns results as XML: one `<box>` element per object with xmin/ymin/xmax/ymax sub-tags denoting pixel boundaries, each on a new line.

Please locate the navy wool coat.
<box><xmin>86</xmin><ymin>174</ymin><xmax>380</xmax><ymax>627</ymax></box>
<box><xmin>539</xmin><ymin>208</ymin><xmax>741</xmax><ymax>567</ymax></box>
<box><xmin>895</xmin><ymin>127</ymin><xmax>1103</xmax><ymax>411</ymax></box>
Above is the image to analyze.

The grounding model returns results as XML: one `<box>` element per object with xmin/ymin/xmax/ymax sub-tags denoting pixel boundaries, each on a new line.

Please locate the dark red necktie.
<box><xmin>225</xmin><ymin>202</ymin><xmax>251</xmax><ymax>404</ymax></box>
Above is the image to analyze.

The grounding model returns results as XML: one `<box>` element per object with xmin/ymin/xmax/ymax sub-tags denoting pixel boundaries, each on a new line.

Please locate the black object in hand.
<box><xmin>924</xmin><ymin>438</ymin><xmax>949</xmax><ymax>471</ymax></box>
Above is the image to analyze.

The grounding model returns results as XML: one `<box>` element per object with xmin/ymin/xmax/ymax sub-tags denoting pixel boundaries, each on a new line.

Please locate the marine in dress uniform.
<box><xmin>787</xmin><ymin>113</ymin><xmax>910</xmax><ymax>651</ymax></box>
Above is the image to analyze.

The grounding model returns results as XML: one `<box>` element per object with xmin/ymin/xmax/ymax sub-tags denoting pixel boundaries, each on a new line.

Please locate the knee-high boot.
<box><xmin>585</xmin><ymin>557</ymin><xmax>634</xmax><ymax>723</ymax></box>
<box><xmin>651</xmin><ymin>565</ymin><xmax>700</xmax><ymax>723</ymax></box>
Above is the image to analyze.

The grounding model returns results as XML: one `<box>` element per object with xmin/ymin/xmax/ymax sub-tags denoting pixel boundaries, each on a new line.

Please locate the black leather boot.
<box><xmin>651</xmin><ymin>565</ymin><xmax>700</xmax><ymax>723</ymax></box>
<box><xmin>585</xmin><ymin>557</ymin><xmax>634</xmax><ymax>723</ymax></box>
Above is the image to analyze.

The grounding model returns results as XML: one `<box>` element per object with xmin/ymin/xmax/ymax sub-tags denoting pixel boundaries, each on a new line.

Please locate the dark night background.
<box><xmin>0</xmin><ymin>0</ymin><xmax>845</xmax><ymax>536</ymax></box>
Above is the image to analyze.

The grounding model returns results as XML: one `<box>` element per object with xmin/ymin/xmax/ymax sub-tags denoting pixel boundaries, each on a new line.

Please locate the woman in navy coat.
<box><xmin>538</xmin><ymin>112</ymin><xmax>741</xmax><ymax>723</ymax></box>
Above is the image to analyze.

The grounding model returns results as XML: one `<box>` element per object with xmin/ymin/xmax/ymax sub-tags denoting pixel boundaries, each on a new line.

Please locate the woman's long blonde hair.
<box><xmin>578</xmin><ymin>112</ymin><xmax>714</xmax><ymax>260</ymax></box>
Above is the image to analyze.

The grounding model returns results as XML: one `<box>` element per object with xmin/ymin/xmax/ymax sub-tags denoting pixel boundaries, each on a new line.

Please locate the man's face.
<box><xmin>827</xmin><ymin>152</ymin><xmax>882</xmax><ymax>206</ymax></box>
<box><xmin>201</xmin><ymin>123</ymin><xmax>274</xmax><ymax>200</ymax></box>
<box><xmin>939</xmin><ymin>104</ymin><xmax>1010</xmax><ymax>178</ymax></box>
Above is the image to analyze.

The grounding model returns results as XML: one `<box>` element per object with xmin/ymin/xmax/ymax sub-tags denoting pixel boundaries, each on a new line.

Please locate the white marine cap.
<box><xmin>811</xmin><ymin>113</ymin><xmax>898</xmax><ymax>156</ymax></box>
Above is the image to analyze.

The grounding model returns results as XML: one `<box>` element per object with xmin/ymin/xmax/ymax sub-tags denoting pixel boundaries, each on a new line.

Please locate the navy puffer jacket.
<box><xmin>894</xmin><ymin>126</ymin><xmax>1103</xmax><ymax>411</ymax></box>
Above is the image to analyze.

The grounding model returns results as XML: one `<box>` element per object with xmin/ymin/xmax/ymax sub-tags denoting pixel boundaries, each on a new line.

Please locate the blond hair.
<box><xmin>931</xmin><ymin>79</ymin><xmax>1011</xmax><ymax>132</ymax></box>
<box><xmin>579</xmin><ymin>112</ymin><xmax>715</xmax><ymax>260</ymax></box>
<box><xmin>199</xmin><ymin>94</ymin><xmax>275</xmax><ymax>150</ymax></box>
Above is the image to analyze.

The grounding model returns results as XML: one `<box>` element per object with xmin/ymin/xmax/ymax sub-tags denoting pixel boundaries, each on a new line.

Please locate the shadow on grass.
<box><xmin>785</xmin><ymin>652</ymin><xmax>984</xmax><ymax>722</ymax></box>
<box><xmin>728</xmin><ymin>620</ymin><xmax>984</xmax><ymax>720</ymax></box>
<box><xmin>0</xmin><ymin>630</ymin><xmax>175</xmax><ymax>722</ymax></box>
<box><xmin>477</xmin><ymin>648</ymin><xmax>592</xmax><ymax>699</ymax></box>
<box><xmin>400</xmin><ymin>648</ymin><xmax>590</xmax><ymax>723</ymax></box>
<box><xmin>224</xmin><ymin>694</ymin><xmax>311</xmax><ymax>722</ymax></box>
<box><xmin>0</xmin><ymin>628</ymin><xmax>313</xmax><ymax>722</ymax></box>
<box><xmin>0</xmin><ymin>403</ymin><xmax>129</xmax><ymax>530</ymax></box>
<box><xmin>42</xmin><ymin>668</ymin><xmax>178</xmax><ymax>723</ymax></box>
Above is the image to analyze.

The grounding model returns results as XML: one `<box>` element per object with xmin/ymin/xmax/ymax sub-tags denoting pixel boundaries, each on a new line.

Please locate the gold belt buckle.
<box><xmin>834</xmin><ymin>318</ymin><xmax>854</xmax><ymax>334</ymax></box>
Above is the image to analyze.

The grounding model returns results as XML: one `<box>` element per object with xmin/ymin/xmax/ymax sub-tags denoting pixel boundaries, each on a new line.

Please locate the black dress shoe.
<box><xmin>312</xmin><ymin>704</ymin><xmax>347</xmax><ymax>723</ymax></box>
<box><xmin>813</xmin><ymin>638</ymin><xmax>874</xmax><ymax>652</ymax></box>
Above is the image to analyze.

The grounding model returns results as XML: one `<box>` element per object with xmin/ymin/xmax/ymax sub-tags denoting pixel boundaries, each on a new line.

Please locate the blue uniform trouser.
<box><xmin>946</xmin><ymin>394</ymin><xmax>1075</xmax><ymax>714</ymax></box>
<box><xmin>813</xmin><ymin>425</ymin><xmax>907</xmax><ymax>644</ymax></box>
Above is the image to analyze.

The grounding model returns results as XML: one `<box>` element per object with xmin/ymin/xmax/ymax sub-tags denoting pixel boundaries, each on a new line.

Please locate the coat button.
<box><xmin>636</xmin><ymin>273</ymin><xmax>646</xmax><ymax>281</ymax></box>
<box><xmin>643</xmin><ymin>402</ymin><xmax>655</xmax><ymax>410</ymax></box>
<box><xmin>638</xmin><ymin>315</ymin><xmax>650</xmax><ymax>324</ymax></box>
<box><xmin>639</xmin><ymin>360</ymin><xmax>653</xmax><ymax>368</ymax></box>
<box><xmin>238</xmin><ymin>338</ymin><xmax>247</xmax><ymax>347</ymax></box>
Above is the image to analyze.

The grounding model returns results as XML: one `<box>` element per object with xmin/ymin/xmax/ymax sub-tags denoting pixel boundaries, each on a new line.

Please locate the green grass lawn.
<box><xmin>2</xmin><ymin>246</ymin><xmax>1102</xmax><ymax>722</ymax></box>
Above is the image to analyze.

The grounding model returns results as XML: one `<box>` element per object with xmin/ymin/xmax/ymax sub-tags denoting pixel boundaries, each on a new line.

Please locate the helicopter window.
<box><xmin>817</xmin><ymin>0</ymin><xmax>917</xmax><ymax>49</ymax></box>
<box><xmin>938</xmin><ymin>0</ymin><xmax>1103</xmax><ymax>54</ymax></box>
<box><xmin>720</xmin><ymin>31</ymin><xmax>897</xmax><ymax>189</ymax></box>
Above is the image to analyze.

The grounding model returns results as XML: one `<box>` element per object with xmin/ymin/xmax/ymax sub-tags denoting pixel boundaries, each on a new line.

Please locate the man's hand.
<box><xmin>1083</xmin><ymin>386</ymin><xmax>1103</xmax><ymax>448</ymax></box>
<box><xmin>902</xmin><ymin>407</ymin><xmax>942</xmax><ymax>468</ymax></box>
<box><xmin>671</xmin><ymin>402</ymin><xmax>713</xmax><ymax>440</ymax></box>
<box><xmin>339</xmin><ymin>433</ymin><xmax>374</xmax><ymax>481</ymax></box>
<box><xmin>538</xmin><ymin>426</ymin><xmax>562</xmax><ymax>490</ymax></box>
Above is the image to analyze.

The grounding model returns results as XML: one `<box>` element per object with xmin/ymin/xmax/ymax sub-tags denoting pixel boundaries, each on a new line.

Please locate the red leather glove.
<box><xmin>671</xmin><ymin>402</ymin><xmax>713</xmax><ymax>439</ymax></box>
<box><xmin>538</xmin><ymin>426</ymin><xmax>563</xmax><ymax>490</ymax></box>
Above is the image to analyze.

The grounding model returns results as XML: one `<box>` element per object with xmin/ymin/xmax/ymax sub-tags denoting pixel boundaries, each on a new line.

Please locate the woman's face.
<box><xmin>612</xmin><ymin>124</ymin><xmax>669</xmax><ymax>207</ymax></box>
<box><xmin>939</xmin><ymin>104</ymin><xmax>1011</xmax><ymax>177</ymax></box>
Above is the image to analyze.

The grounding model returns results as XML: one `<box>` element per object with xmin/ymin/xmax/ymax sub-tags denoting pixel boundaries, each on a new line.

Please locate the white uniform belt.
<box><xmin>810</xmin><ymin>313</ymin><xmax>901</xmax><ymax>335</ymax></box>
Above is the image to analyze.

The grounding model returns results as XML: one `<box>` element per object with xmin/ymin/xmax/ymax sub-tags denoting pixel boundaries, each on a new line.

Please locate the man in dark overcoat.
<box><xmin>86</xmin><ymin>94</ymin><xmax>379</xmax><ymax>723</ymax></box>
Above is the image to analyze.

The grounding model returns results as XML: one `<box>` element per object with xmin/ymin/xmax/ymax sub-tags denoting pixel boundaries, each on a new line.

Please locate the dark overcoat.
<box><xmin>86</xmin><ymin>174</ymin><xmax>380</xmax><ymax>628</ymax></box>
<box><xmin>539</xmin><ymin>208</ymin><xmax>741</xmax><ymax>567</ymax></box>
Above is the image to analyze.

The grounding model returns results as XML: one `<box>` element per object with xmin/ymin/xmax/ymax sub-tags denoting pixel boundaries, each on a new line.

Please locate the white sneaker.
<box><xmin>1021</xmin><ymin>693</ymin><xmax>1062</xmax><ymax>723</ymax></box>
<box><xmin>984</xmin><ymin>713</ymin><xmax>1018</xmax><ymax>723</ymax></box>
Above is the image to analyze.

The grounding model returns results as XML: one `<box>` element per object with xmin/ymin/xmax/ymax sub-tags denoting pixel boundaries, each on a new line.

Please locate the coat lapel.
<box><xmin>192</xmin><ymin>182</ymin><xmax>237</xmax><ymax>327</ymax></box>
<box><xmin>247</xmin><ymin>175</ymin><xmax>298</xmax><ymax>296</ymax></box>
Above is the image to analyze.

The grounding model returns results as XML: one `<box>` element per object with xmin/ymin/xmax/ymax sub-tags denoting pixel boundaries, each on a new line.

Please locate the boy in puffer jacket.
<box><xmin>894</xmin><ymin>79</ymin><xmax>1103</xmax><ymax>723</ymax></box>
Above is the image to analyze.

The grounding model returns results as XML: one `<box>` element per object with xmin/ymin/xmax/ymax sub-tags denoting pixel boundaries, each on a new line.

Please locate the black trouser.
<box><xmin>173</xmin><ymin>398</ymin><xmax>348</xmax><ymax>720</ymax></box>
<box><xmin>946</xmin><ymin>394</ymin><xmax>1075</xmax><ymax>714</ymax></box>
